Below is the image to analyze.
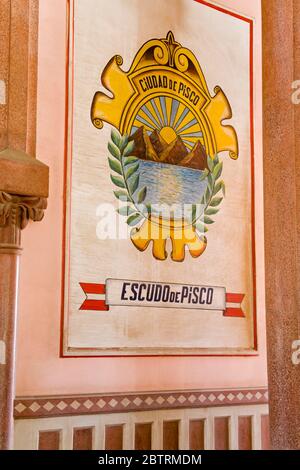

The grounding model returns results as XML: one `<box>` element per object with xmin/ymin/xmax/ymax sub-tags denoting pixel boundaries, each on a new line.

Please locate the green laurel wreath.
<box><xmin>107</xmin><ymin>128</ymin><xmax>225</xmax><ymax>232</ymax></box>
<box><xmin>107</xmin><ymin>128</ymin><xmax>147</xmax><ymax>227</ymax></box>
<box><xmin>192</xmin><ymin>154</ymin><xmax>226</xmax><ymax>233</ymax></box>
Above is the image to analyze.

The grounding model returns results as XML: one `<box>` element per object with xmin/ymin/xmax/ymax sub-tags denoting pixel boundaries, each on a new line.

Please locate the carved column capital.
<box><xmin>0</xmin><ymin>191</ymin><xmax>47</xmax><ymax>229</ymax></box>
<box><xmin>0</xmin><ymin>191</ymin><xmax>47</xmax><ymax>254</ymax></box>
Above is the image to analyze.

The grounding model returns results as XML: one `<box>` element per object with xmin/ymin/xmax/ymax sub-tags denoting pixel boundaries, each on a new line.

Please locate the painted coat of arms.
<box><xmin>91</xmin><ymin>32</ymin><xmax>239</xmax><ymax>262</ymax></box>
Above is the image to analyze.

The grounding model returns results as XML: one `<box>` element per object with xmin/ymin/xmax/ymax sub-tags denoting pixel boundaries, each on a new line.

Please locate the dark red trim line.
<box><xmin>60</xmin><ymin>0</ymin><xmax>257</xmax><ymax>357</ymax></box>
<box><xmin>194</xmin><ymin>0</ymin><xmax>253</xmax><ymax>23</ymax></box>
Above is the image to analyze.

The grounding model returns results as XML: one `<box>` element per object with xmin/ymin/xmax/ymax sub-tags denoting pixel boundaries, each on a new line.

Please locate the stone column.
<box><xmin>262</xmin><ymin>0</ymin><xmax>300</xmax><ymax>449</ymax></box>
<box><xmin>0</xmin><ymin>193</ymin><xmax>46</xmax><ymax>449</ymax></box>
<box><xmin>0</xmin><ymin>0</ymin><xmax>49</xmax><ymax>449</ymax></box>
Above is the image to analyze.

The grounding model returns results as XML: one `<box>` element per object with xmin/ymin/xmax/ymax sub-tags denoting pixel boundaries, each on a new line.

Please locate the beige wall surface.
<box><xmin>16</xmin><ymin>0</ymin><xmax>266</xmax><ymax>395</ymax></box>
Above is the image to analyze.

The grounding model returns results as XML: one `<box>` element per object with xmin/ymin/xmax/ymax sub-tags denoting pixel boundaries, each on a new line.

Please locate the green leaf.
<box><xmin>213</xmin><ymin>162</ymin><xmax>223</xmax><ymax>180</ymax></box>
<box><xmin>111</xmin><ymin>174</ymin><xmax>125</xmax><ymax>188</ymax></box>
<box><xmin>212</xmin><ymin>180</ymin><xmax>225</xmax><ymax>197</ymax></box>
<box><xmin>205</xmin><ymin>185</ymin><xmax>211</xmax><ymax>204</ymax></box>
<box><xmin>127</xmin><ymin>213</ymin><xmax>143</xmax><ymax>226</ymax></box>
<box><xmin>205</xmin><ymin>207</ymin><xmax>219</xmax><ymax>216</ymax></box>
<box><xmin>120</xmin><ymin>135</ymin><xmax>129</xmax><ymax>151</ymax></box>
<box><xmin>137</xmin><ymin>186</ymin><xmax>147</xmax><ymax>204</ymax></box>
<box><xmin>113</xmin><ymin>190</ymin><xmax>130</xmax><ymax>201</ymax></box>
<box><xmin>192</xmin><ymin>204</ymin><xmax>198</xmax><ymax>223</ymax></box>
<box><xmin>128</xmin><ymin>174</ymin><xmax>140</xmax><ymax>195</ymax></box>
<box><xmin>196</xmin><ymin>223</ymin><xmax>208</xmax><ymax>234</ymax></box>
<box><xmin>213</xmin><ymin>154</ymin><xmax>220</xmax><ymax>165</ymax></box>
<box><xmin>108</xmin><ymin>157</ymin><xmax>122</xmax><ymax>175</ymax></box>
<box><xmin>124</xmin><ymin>156</ymin><xmax>139</xmax><ymax>166</ymax></box>
<box><xmin>204</xmin><ymin>215</ymin><xmax>215</xmax><ymax>224</ymax></box>
<box><xmin>213</xmin><ymin>180</ymin><xmax>223</xmax><ymax>196</ymax></box>
<box><xmin>199</xmin><ymin>169</ymin><xmax>209</xmax><ymax>182</ymax></box>
<box><xmin>207</xmin><ymin>156</ymin><xmax>214</xmax><ymax>173</ymax></box>
<box><xmin>210</xmin><ymin>197</ymin><xmax>223</xmax><ymax>207</ymax></box>
<box><xmin>111</xmin><ymin>128</ymin><xmax>121</xmax><ymax>147</ymax></box>
<box><xmin>125</xmin><ymin>163</ymin><xmax>139</xmax><ymax>180</ymax></box>
<box><xmin>207</xmin><ymin>173</ymin><xmax>214</xmax><ymax>191</ymax></box>
<box><xmin>123</xmin><ymin>140</ymin><xmax>135</xmax><ymax>157</ymax></box>
<box><xmin>117</xmin><ymin>206</ymin><xmax>135</xmax><ymax>216</ymax></box>
<box><xmin>221</xmin><ymin>181</ymin><xmax>226</xmax><ymax>197</ymax></box>
<box><xmin>108</xmin><ymin>141</ymin><xmax>121</xmax><ymax>160</ymax></box>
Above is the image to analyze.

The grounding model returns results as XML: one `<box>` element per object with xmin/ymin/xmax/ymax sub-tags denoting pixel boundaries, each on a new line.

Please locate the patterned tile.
<box><xmin>83</xmin><ymin>400</ymin><xmax>93</xmax><ymax>410</ymax></box>
<box><xmin>108</xmin><ymin>399</ymin><xmax>118</xmax><ymax>408</ymax></box>
<box><xmin>145</xmin><ymin>397</ymin><xmax>154</xmax><ymax>406</ymax></box>
<box><xmin>15</xmin><ymin>403</ymin><xmax>26</xmax><ymax>414</ymax></box>
<box><xmin>167</xmin><ymin>396</ymin><xmax>176</xmax><ymax>405</ymax></box>
<box><xmin>178</xmin><ymin>395</ymin><xmax>187</xmax><ymax>404</ymax></box>
<box><xmin>96</xmin><ymin>399</ymin><xmax>106</xmax><ymax>409</ymax></box>
<box><xmin>133</xmin><ymin>397</ymin><xmax>143</xmax><ymax>406</ymax></box>
<box><xmin>156</xmin><ymin>396</ymin><xmax>165</xmax><ymax>405</ymax></box>
<box><xmin>43</xmin><ymin>402</ymin><xmax>55</xmax><ymax>412</ymax></box>
<box><xmin>70</xmin><ymin>400</ymin><xmax>81</xmax><ymax>410</ymax></box>
<box><xmin>56</xmin><ymin>401</ymin><xmax>68</xmax><ymax>411</ymax></box>
<box><xmin>121</xmin><ymin>398</ymin><xmax>130</xmax><ymax>408</ymax></box>
<box><xmin>29</xmin><ymin>402</ymin><xmax>41</xmax><ymax>412</ymax></box>
<box><xmin>14</xmin><ymin>388</ymin><xmax>269</xmax><ymax>419</ymax></box>
<box><xmin>188</xmin><ymin>395</ymin><xmax>196</xmax><ymax>403</ymax></box>
<box><xmin>199</xmin><ymin>394</ymin><xmax>207</xmax><ymax>403</ymax></box>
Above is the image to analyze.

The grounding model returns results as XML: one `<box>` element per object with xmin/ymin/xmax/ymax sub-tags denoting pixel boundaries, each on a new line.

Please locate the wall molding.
<box><xmin>14</xmin><ymin>388</ymin><xmax>268</xmax><ymax>419</ymax></box>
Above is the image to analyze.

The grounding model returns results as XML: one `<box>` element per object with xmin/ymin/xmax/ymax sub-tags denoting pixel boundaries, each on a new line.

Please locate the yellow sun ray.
<box><xmin>176</xmin><ymin>114</ymin><xmax>197</xmax><ymax>134</ymax></box>
<box><xmin>165</xmin><ymin>97</ymin><xmax>173</xmax><ymax>127</ymax></box>
<box><xmin>182</xmin><ymin>137</ymin><xmax>205</xmax><ymax>148</ymax></box>
<box><xmin>143</xmin><ymin>102</ymin><xmax>162</xmax><ymax>128</ymax></box>
<box><xmin>173</xmin><ymin>102</ymin><xmax>189</xmax><ymax>130</ymax></box>
<box><xmin>180</xmin><ymin>124</ymin><xmax>203</xmax><ymax>136</ymax></box>
<box><xmin>147</xmin><ymin>100</ymin><xmax>163</xmax><ymax>128</ymax></box>
<box><xmin>136</xmin><ymin>108</ymin><xmax>157</xmax><ymax>129</ymax></box>
<box><xmin>181</xmin><ymin>141</ymin><xmax>194</xmax><ymax>150</ymax></box>
<box><xmin>132</xmin><ymin>119</ymin><xmax>154</xmax><ymax>134</ymax></box>
<box><xmin>153</xmin><ymin>97</ymin><xmax>166</xmax><ymax>127</ymax></box>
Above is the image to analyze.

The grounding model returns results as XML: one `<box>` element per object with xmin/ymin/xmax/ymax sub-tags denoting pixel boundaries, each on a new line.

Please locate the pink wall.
<box><xmin>16</xmin><ymin>0</ymin><xmax>266</xmax><ymax>396</ymax></box>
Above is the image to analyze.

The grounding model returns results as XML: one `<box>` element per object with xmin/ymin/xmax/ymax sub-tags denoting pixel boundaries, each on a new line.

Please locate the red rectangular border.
<box><xmin>60</xmin><ymin>0</ymin><xmax>257</xmax><ymax>358</ymax></box>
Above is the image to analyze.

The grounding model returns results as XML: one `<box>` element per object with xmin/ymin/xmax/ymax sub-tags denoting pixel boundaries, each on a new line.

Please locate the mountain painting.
<box><xmin>129</xmin><ymin>126</ymin><xmax>209</xmax><ymax>171</ymax></box>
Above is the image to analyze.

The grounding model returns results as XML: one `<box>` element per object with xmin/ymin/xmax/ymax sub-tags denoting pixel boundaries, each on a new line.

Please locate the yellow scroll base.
<box><xmin>131</xmin><ymin>217</ymin><xmax>207</xmax><ymax>262</ymax></box>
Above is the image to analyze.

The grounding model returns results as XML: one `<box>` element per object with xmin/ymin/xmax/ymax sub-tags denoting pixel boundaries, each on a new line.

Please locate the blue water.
<box><xmin>132</xmin><ymin>160</ymin><xmax>208</xmax><ymax>219</ymax></box>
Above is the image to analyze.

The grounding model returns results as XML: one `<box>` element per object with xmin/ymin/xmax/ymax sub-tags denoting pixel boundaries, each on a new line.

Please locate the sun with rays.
<box><xmin>131</xmin><ymin>96</ymin><xmax>205</xmax><ymax>150</ymax></box>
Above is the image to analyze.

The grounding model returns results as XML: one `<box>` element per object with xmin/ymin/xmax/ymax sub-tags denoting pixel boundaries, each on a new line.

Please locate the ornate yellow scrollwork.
<box><xmin>91</xmin><ymin>32</ymin><xmax>239</xmax><ymax>262</ymax></box>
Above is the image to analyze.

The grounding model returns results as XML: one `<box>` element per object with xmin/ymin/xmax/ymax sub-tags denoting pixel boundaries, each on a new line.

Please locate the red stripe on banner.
<box><xmin>80</xmin><ymin>299</ymin><xmax>109</xmax><ymax>311</ymax></box>
<box><xmin>79</xmin><ymin>283</ymin><xmax>106</xmax><ymax>295</ymax></box>
<box><xmin>224</xmin><ymin>307</ymin><xmax>245</xmax><ymax>318</ymax></box>
<box><xmin>224</xmin><ymin>293</ymin><xmax>245</xmax><ymax>318</ymax></box>
<box><xmin>226</xmin><ymin>293</ymin><xmax>245</xmax><ymax>303</ymax></box>
<box><xmin>79</xmin><ymin>283</ymin><xmax>109</xmax><ymax>312</ymax></box>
